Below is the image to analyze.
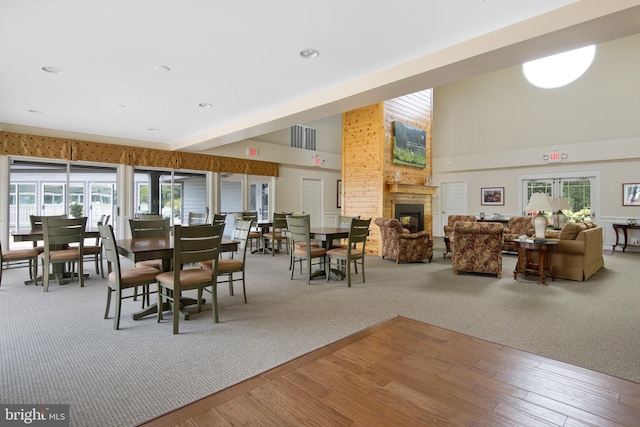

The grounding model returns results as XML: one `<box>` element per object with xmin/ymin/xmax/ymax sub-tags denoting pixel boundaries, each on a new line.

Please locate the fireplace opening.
<box><xmin>395</xmin><ymin>203</ymin><xmax>424</xmax><ymax>233</ymax></box>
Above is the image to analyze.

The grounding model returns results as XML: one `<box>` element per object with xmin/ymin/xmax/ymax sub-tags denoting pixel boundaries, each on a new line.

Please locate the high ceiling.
<box><xmin>1</xmin><ymin>0</ymin><xmax>639</xmax><ymax>153</ymax></box>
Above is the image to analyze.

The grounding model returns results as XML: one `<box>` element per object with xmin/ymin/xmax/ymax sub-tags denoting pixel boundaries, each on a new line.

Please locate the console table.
<box><xmin>513</xmin><ymin>240</ymin><xmax>558</xmax><ymax>285</ymax></box>
<box><xmin>612</xmin><ymin>223</ymin><xmax>640</xmax><ymax>252</ymax></box>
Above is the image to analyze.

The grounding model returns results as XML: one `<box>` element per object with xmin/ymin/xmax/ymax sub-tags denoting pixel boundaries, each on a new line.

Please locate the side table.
<box><xmin>513</xmin><ymin>240</ymin><xmax>558</xmax><ymax>285</ymax></box>
<box><xmin>612</xmin><ymin>223</ymin><xmax>640</xmax><ymax>252</ymax></box>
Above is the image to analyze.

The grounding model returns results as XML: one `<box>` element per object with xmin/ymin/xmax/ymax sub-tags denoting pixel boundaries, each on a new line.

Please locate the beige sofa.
<box><xmin>543</xmin><ymin>221</ymin><xmax>604</xmax><ymax>281</ymax></box>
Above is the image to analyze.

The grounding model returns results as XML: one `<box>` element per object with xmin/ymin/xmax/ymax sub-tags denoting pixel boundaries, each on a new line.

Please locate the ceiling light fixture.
<box><xmin>299</xmin><ymin>48</ymin><xmax>319</xmax><ymax>59</ymax></box>
<box><xmin>41</xmin><ymin>66</ymin><xmax>63</xmax><ymax>74</ymax></box>
<box><xmin>148</xmin><ymin>128</ymin><xmax>159</xmax><ymax>132</ymax></box>
<box><xmin>113</xmin><ymin>104</ymin><xmax>126</xmax><ymax>108</ymax></box>
<box><xmin>27</xmin><ymin>109</ymin><xmax>43</xmax><ymax>114</ymax></box>
<box><xmin>199</xmin><ymin>103</ymin><xmax>213</xmax><ymax>108</ymax></box>
<box><xmin>523</xmin><ymin>45</ymin><xmax>596</xmax><ymax>89</ymax></box>
<box><xmin>154</xmin><ymin>65</ymin><xmax>171</xmax><ymax>72</ymax></box>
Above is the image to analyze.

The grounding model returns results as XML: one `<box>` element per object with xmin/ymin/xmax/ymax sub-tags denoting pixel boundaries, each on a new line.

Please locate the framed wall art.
<box><xmin>481</xmin><ymin>187</ymin><xmax>504</xmax><ymax>206</ymax></box>
<box><xmin>622</xmin><ymin>183</ymin><xmax>640</xmax><ymax>206</ymax></box>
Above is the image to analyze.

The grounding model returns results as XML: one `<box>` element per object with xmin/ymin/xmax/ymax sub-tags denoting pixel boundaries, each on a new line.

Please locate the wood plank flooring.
<box><xmin>138</xmin><ymin>316</ymin><xmax>640</xmax><ymax>426</ymax></box>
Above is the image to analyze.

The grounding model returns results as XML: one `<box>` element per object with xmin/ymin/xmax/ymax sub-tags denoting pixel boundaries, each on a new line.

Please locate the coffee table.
<box><xmin>513</xmin><ymin>240</ymin><xmax>558</xmax><ymax>285</ymax></box>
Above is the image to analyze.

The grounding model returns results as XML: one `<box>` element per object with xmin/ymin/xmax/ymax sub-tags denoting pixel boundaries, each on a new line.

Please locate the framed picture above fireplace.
<box><xmin>481</xmin><ymin>187</ymin><xmax>504</xmax><ymax>206</ymax></box>
<box><xmin>392</xmin><ymin>121</ymin><xmax>426</xmax><ymax>169</ymax></box>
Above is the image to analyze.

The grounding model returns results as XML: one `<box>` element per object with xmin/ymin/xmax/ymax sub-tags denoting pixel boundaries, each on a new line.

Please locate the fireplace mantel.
<box><xmin>386</xmin><ymin>183</ymin><xmax>438</xmax><ymax>195</ymax></box>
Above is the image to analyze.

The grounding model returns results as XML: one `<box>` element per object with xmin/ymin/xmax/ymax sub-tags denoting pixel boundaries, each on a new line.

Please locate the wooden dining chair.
<box><xmin>29</xmin><ymin>214</ymin><xmax>66</xmax><ymax>255</ymax></box>
<box><xmin>326</xmin><ymin>218</ymin><xmax>371</xmax><ymax>287</ymax></box>
<box><xmin>128</xmin><ymin>218</ymin><xmax>170</xmax><ymax>269</ymax></box>
<box><xmin>82</xmin><ymin>214</ymin><xmax>110</xmax><ymax>278</ymax></box>
<box><xmin>263</xmin><ymin>212</ymin><xmax>289</xmax><ymax>256</ymax></box>
<box><xmin>99</xmin><ymin>224</ymin><xmax>160</xmax><ymax>330</ymax></box>
<box><xmin>188</xmin><ymin>212</ymin><xmax>209</xmax><ymax>225</ymax></box>
<box><xmin>287</xmin><ymin>215</ymin><xmax>327</xmax><ymax>284</ymax></box>
<box><xmin>0</xmin><ymin>240</ymin><xmax>39</xmax><ymax>287</ymax></box>
<box><xmin>242</xmin><ymin>211</ymin><xmax>261</xmax><ymax>252</ymax></box>
<box><xmin>156</xmin><ymin>224</ymin><xmax>223</xmax><ymax>334</ymax></box>
<box><xmin>40</xmin><ymin>216</ymin><xmax>87</xmax><ymax>292</ymax></box>
<box><xmin>199</xmin><ymin>219</ymin><xmax>251</xmax><ymax>304</ymax></box>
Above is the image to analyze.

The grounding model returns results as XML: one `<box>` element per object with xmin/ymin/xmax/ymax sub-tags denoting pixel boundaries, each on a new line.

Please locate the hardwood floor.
<box><xmin>139</xmin><ymin>316</ymin><xmax>640</xmax><ymax>426</ymax></box>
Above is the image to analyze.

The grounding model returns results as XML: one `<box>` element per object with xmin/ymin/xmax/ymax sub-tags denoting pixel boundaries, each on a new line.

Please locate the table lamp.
<box><xmin>525</xmin><ymin>193</ymin><xmax>553</xmax><ymax>240</ymax></box>
<box><xmin>551</xmin><ymin>197</ymin><xmax>570</xmax><ymax>230</ymax></box>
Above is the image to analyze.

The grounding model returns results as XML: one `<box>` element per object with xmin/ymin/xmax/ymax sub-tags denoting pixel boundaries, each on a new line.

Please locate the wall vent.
<box><xmin>290</xmin><ymin>125</ymin><xmax>317</xmax><ymax>151</ymax></box>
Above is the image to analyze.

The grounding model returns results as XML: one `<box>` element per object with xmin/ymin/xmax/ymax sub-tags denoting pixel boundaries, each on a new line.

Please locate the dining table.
<box><xmin>116</xmin><ymin>236</ymin><xmax>240</xmax><ymax>320</ymax></box>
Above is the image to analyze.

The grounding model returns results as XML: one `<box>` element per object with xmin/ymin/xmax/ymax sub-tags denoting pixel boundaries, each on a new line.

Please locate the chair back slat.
<box><xmin>212</xmin><ymin>213</ymin><xmax>227</xmax><ymax>226</ymax></box>
<box><xmin>138</xmin><ymin>214</ymin><xmax>163</xmax><ymax>220</ymax></box>
<box><xmin>129</xmin><ymin>218</ymin><xmax>171</xmax><ymax>238</ymax></box>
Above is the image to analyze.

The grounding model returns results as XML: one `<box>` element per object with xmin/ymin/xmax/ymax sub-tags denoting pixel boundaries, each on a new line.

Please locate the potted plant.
<box><xmin>69</xmin><ymin>202</ymin><xmax>84</xmax><ymax>218</ymax></box>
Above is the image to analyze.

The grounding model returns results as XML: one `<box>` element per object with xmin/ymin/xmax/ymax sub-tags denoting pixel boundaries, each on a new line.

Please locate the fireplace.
<box><xmin>395</xmin><ymin>203</ymin><xmax>424</xmax><ymax>233</ymax></box>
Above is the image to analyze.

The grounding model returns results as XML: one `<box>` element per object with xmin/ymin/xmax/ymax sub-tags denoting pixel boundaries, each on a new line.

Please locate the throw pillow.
<box><xmin>583</xmin><ymin>220</ymin><xmax>597</xmax><ymax>229</ymax></box>
<box><xmin>558</xmin><ymin>222</ymin><xmax>587</xmax><ymax>240</ymax></box>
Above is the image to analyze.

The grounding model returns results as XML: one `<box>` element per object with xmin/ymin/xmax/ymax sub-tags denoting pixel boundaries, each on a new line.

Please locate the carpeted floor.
<box><xmin>1</xmin><ymin>240</ymin><xmax>638</xmax><ymax>427</ymax></box>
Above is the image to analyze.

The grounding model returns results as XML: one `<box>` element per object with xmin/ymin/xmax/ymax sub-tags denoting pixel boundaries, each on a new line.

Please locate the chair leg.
<box><xmin>43</xmin><ymin>260</ymin><xmax>50</xmax><ymax>292</ymax></box>
<box><xmin>241</xmin><ymin>275</ymin><xmax>247</xmax><ymax>303</ymax></box>
<box><xmin>212</xmin><ymin>283</ymin><xmax>219</xmax><ymax>323</ymax></box>
<box><xmin>104</xmin><ymin>287</ymin><xmax>112</xmax><ymax>319</ymax></box>
<box><xmin>114</xmin><ymin>289</ymin><xmax>122</xmax><ymax>330</ymax></box>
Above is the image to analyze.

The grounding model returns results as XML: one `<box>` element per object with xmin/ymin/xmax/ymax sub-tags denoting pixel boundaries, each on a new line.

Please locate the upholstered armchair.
<box><xmin>374</xmin><ymin>218</ymin><xmax>433</xmax><ymax>264</ymax></box>
<box><xmin>443</xmin><ymin>215</ymin><xmax>477</xmax><ymax>257</ymax></box>
<box><xmin>452</xmin><ymin>222</ymin><xmax>503</xmax><ymax>278</ymax></box>
<box><xmin>502</xmin><ymin>216</ymin><xmax>535</xmax><ymax>253</ymax></box>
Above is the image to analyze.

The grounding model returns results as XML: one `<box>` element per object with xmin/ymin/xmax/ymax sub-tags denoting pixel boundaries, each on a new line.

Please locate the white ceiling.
<box><xmin>1</xmin><ymin>0</ymin><xmax>639</xmax><ymax>153</ymax></box>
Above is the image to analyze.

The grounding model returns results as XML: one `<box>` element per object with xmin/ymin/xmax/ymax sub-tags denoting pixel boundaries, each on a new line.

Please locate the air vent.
<box><xmin>290</xmin><ymin>125</ymin><xmax>317</xmax><ymax>151</ymax></box>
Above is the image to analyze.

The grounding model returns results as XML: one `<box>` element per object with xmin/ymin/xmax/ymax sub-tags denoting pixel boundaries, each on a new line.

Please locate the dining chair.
<box><xmin>262</xmin><ymin>212</ymin><xmax>289</xmax><ymax>256</ymax></box>
<box><xmin>199</xmin><ymin>219</ymin><xmax>251</xmax><ymax>304</ymax></box>
<box><xmin>0</xmin><ymin>240</ymin><xmax>39</xmax><ymax>287</ymax></box>
<box><xmin>128</xmin><ymin>218</ymin><xmax>170</xmax><ymax>303</ymax></box>
<box><xmin>40</xmin><ymin>216</ymin><xmax>87</xmax><ymax>292</ymax></box>
<box><xmin>287</xmin><ymin>215</ymin><xmax>327</xmax><ymax>284</ymax></box>
<box><xmin>212</xmin><ymin>213</ymin><xmax>227</xmax><ymax>226</ymax></box>
<box><xmin>326</xmin><ymin>218</ymin><xmax>371</xmax><ymax>287</ymax></box>
<box><xmin>156</xmin><ymin>224</ymin><xmax>223</xmax><ymax>334</ymax></box>
<box><xmin>29</xmin><ymin>214</ymin><xmax>66</xmax><ymax>255</ymax></box>
<box><xmin>82</xmin><ymin>214</ymin><xmax>110</xmax><ymax>278</ymax></box>
<box><xmin>99</xmin><ymin>224</ymin><xmax>160</xmax><ymax>330</ymax></box>
<box><xmin>188</xmin><ymin>211</ymin><xmax>209</xmax><ymax>225</ymax></box>
<box><xmin>128</xmin><ymin>218</ymin><xmax>171</xmax><ymax>269</ymax></box>
<box><xmin>242</xmin><ymin>211</ymin><xmax>262</xmax><ymax>252</ymax></box>
<box><xmin>333</xmin><ymin>215</ymin><xmax>361</xmax><ymax>249</ymax></box>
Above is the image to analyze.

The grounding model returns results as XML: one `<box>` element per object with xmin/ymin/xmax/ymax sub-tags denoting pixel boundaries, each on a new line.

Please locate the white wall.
<box><xmin>432</xmin><ymin>33</ymin><xmax>640</xmax><ymax>236</ymax></box>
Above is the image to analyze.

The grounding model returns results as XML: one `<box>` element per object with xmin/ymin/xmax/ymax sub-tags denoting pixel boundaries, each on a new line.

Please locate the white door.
<box><xmin>301</xmin><ymin>178</ymin><xmax>322</xmax><ymax>227</ymax></box>
<box><xmin>440</xmin><ymin>181</ymin><xmax>468</xmax><ymax>236</ymax></box>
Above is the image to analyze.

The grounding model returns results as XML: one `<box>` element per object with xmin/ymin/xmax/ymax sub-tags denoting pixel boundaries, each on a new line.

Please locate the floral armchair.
<box><xmin>374</xmin><ymin>218</ymin><xmax>433</xmax><ymax>263</ymax></box>
<box><xmin>502</xmin><ymin>216</ymin><xmax>535</xmax><ymax>252</ymax></box>
<box><xmin>452</xmin><ymin>222</ymin><xmax>503</xmax><ymax>278</ymax></box>
<box><xmin>443</xmin><ymin>215</ymin><xmax>477</xmax><ymax>257</ymax></box>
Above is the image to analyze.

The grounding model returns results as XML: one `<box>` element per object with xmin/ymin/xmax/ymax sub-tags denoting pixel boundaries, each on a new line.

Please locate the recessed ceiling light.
<box><xmin>299</xmin><ymin>49</ymin><xmax>319</xmax><ymax>59</ymax></box>
<box><xmin>148</xmin><ymin>128</ymin><xmax>160</xmax><ymax>132</ymax></box>
<box><xmin>113</xmin><ymin>103</ymin><xmax>126</xmax><ymax>108</ymax></box>
<box><xmin>41</xmin><ymin>66</ymin><xmax>63</xmax><ymax>74</ymax></box>
<box><xmin>199</xmin><ymin>103</ymin><xmax>213</xmax><ymax>108</ymax></box>
<box><xmin>154</xmin><ymin>65</ymin><xmax>171</xmax><ymax>72</ymax></box>
<box><xmin>27</xmin><ymin>109</ymin><xmax>43</xmax><ymax>114</ymax></box>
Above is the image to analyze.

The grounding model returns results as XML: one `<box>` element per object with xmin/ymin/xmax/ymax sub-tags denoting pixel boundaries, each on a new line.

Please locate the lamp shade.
<box><xmin>525</xmin><ymin>192</ymin><xmax>553</xmax><ymax>213</ymax></box>
<box><xmin>551</xmin><ymin>197</ymin><xmax>570</xmax><ymax>212</ymax></box>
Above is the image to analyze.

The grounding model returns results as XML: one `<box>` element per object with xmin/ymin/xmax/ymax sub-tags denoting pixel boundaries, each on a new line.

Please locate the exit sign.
<box><xmin>247</xmin><ymin>147</ymin><xmax>258</xmax><ymax>157</ymax></box>
<box><xmin>548</xmin><ymin>152</ymin><xmax>562</xmax><ymax>162</ymax></box>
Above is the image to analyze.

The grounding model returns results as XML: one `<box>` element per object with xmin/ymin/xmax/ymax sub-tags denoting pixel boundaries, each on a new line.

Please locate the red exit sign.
<box><xmin>247</xmin><ymin>147</ymin><xmax>258</xmax><ymax>157</ymax></box>
<box><xmin>548</xmin><ymin>152</ymin><xmax>562</xmax><ymax>162</ymax></box>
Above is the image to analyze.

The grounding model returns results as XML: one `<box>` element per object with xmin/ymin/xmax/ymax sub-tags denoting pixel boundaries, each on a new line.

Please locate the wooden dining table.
<box><xmin>116</xmin><ymin>236</ymin><xmax>240</xmax><ymax>320</ymax></box>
